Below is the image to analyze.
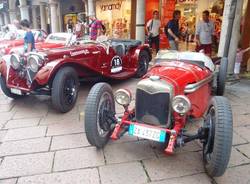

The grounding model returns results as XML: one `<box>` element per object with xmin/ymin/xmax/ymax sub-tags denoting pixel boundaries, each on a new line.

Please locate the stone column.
<box><xmin>9</xmin><ymin>0</ymin><xmax>17</xmax><ymax>23</ymax></box>
<box><xmin>19</xmin><ymin>0</ymin><xmax>30</xmax><ymax>21</ymax></box>
<box><xmin>3</xmin><ymin>12</ymin><xmax>10</xmax><ymax>25</ymax></box>
<box><xmin>57</xmin><ymin>1</ymin><xmax>63</xmax><ymax>32</ymax></box>
<box><xmin>32</xmin><ymin>6</ymin><xmax>39</xmax><ymax>29</ymax></box>
<box><xmin>135</xmin><ymin>0</ymin><xmax>145</xmax><ymax>43</ymax></box>
<box><xmin>49</xmin><ymin>0</ymin><xmax>59</xmax><ymax>33</ymax></box>
<box><xmin>218</xmin><ymin>0</ymin><xmax>237</xmax><ymax>57</ymax></box>
<box><xmin>0</xmin><ymin>13</ymin><xmax>4</xmax><ymax>27</ymax></box>
<box><xmin>40</xmin><ymin>3</ymin><xmax>47</xmax><ymax>32</ymax></box>
<box><xmin>87</xmin><ymin>0</ymin><xmax>95</xmax><ymax>16</ymax></box>
<box><xmin>227</xmin><ymin>0</ymin><xmax>244</xmax><ymax>75</ymax></box>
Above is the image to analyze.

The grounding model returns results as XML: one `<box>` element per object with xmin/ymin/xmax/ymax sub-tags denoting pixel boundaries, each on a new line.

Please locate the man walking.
<box><xmin>20</xmin><ymin>19</ymin><xmax>35</xmax><ymax>53</ymax></box>
<box><xmin>146</xmin><ymin>10</ymin><xmax>161</xmax><ymax>53</ymax></box>
<box><xmin>196</xmin><ymin>10</ymin><xmax>215</xmax><ymax>57</ymax></box>
<box><xmin>88</xmin><ymin>15</ymin><xmax>102</xmax><ymax>40</ymax></box>
<box><xmin>165</xmin><ymin>10</ymin><xmax>181</xmax><ymax>50</ymax></box>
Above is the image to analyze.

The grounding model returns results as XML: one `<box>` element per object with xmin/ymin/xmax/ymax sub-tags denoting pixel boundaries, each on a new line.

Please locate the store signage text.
<box><xmin>177</xmin><ymin>0</ymin><xmax>197</xmax><ymax>4</ymax></box>
<box><xmin>100</xmin><ymin>1</ymin><xmax>122</xmax><ymax>11</ymax></box>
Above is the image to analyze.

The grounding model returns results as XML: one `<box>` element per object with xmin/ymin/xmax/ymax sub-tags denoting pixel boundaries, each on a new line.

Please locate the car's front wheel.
<box><xmin>84</xmin><ymin>83</ymin><xmax>115</xmax><ymax>148</ymax></box>
<box><xmin>51</xmin><ymin>67</ymin><xmax>79</xmax><ymax>113</ymax></box>
<box><xmin>203</xmin><ymin>96</ymin><xmax>233</xmax><ymax>177</ymax></box>
<box><xmin>0</xmin><ymin>76</ymin><xmax>24</xmax><ymax>99</ymax></box>
<box><xmin>135</xmin><ymin>50</ymin><xmax>150</xmax><ymax>78</ymax></box>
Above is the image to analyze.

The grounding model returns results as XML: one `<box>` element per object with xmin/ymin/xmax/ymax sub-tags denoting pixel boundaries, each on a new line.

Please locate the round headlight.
<box><xmin>10</xmin><ymin>54</ymin><xmax>21</xmax><ymax>70</ymax></box>
<box><xmin>172</xmin><ymin>95</ymin><xmax>191</xmax><ymax>115</ymax></box>
<box><xmin>28</xmin><ymin>55</ymin><xmax>41</xmax><ymax>73</ymax></box>
<box><xmin>114</xmin><ymin>89</ymin><xmax>132</xmax><ymax>106</ymax></box>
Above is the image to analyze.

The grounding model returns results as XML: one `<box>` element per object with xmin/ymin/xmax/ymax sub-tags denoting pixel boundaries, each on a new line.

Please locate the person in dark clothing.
<box><xmin>146</xmin><ymin>10</ymin><xmax>161</xmax><ymax>53</ymax></box>
<box><xmin>165</xmin><ymin>10</ymin><xmax>181</xmax><ymax>50</ymax></box>
<box><xmin>20</xmin><ymin>19</ymin><xmax>35</xmax><ymax>53</ymax></box>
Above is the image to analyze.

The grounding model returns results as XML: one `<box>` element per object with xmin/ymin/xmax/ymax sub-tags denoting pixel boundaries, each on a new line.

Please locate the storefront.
<box><xmin>96</xmin><ymin>0</ymin><xmax>133</xmax><ymax>39</ymax></box>
<box><xmin>145</xmin><ymin>0</ymin><xmax>225</xmax><ymax>50</ymax></box>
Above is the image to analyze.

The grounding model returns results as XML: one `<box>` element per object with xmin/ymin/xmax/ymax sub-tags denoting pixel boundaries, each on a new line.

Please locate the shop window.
<box><xmin>96</xmin><ymin>0</ymin><xmax>131</xmax><ymax>39</ymax></box>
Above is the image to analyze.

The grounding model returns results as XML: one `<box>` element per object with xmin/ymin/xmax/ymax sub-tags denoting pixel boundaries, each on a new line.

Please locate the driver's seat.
<box><xmin>112</xmin><ymin>43</ymin><xmax>126</xmax><ymax>57</ymax></box>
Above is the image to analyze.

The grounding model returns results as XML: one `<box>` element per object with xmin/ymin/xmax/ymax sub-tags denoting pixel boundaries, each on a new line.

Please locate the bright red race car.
<box><xmin>0</xmin><ymin>29</ymin><xmax>48</xmax><ymax>56</ymax></box>
<box><xmin>0</xmin><ymin>38</ymin><xmax>151</xmax><ymax>112</ymax></box>
<box><xmin>84</xmin><ymin>50</ymin><xmax>232</xmax><ymax>177</ymax></box>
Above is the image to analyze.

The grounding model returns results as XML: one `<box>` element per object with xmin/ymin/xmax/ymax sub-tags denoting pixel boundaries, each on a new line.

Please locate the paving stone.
<box><xmin>0</xmin><ymin>137</ymin><xmax>51</xmax><ymax>156</ymax></box>
<box><xmin>13</xmin><ymin>104</ymin><xmax>48</xmax><ymax>119</ymax></box>
<box><xmin>215</xmin><ymin>164</ymin><xmax>250</xmax><ymax>184</ymax></box>
<box><xmin>47</xmin><ymin>123</ymin><xmax>84</xmax><ymax>136</ymax></box>
<box><xmin>149</xmin><ymin>173</ymin><xmax>212</xmax><ymax>184</ymax></box>
<box><xmin>4</xmin><ymin>118</ymin><xmax>40</xmax><ymax>129</ymax></box>
<box><xmin>53</xmin><ymin>147</ymin><xmax>105</xmax><ymax>172</ymax></box>
<box><xmin>0</xmin><ymin>111</ymin><xmax>15</xmax><ymax>121</ymax></box>
<box><xmin>229</xmin><ymin>147</ymin><xmax>250</xmax><ymax>167</ymax></box>
<box><xmin>17</xmin><ymin>168</ymin><xmax>99</xmax><ymax>184</ymax></box>
<box><xmin>0</xmin><ymin>178</ymin><xmax>17</xmax><ymax>184</ymax></box>
<box><xmin>0</xmin><ymin>152</ymin><xmax>54</xmax><ymax>179</ymax></box>
<box><xmin>50</xmin><ymin>133</ymin><xmax>89</xmax><ymax>150</ymax></box>
<box><xmin>236</xmin><ymin>144</ymin><xmax>250</xmax><ymax>158</ymax></box>
<box><xmin>143</xmin><ymin>152</ymin><xmax>204</xmax><ymax>181</ymax></box>
<box><xmin>233</xmin><ymin>131</ymin><xmax>248</xmax><ymax>145</ymax></box>
<box><xmin>0</xmin><ymin>130</ymin><xmax>7</xmax><ymax>143</ymax></box>
<box><xmin>99</xmin><ymin>162</ymin><xmax>148</xmax><ymax>184</ymax></box>
<box><xmin>108</xmin><ymin>133</ymin><xmax>138</xmax><ymax>144</ymax></box>
<box><xmin>104</xmin><ymin>141</ymin><xmax>155</xmax><ymax>164</ymax></box>
<box><xmin>234</xmin><ymin>126</ymin><xmax>250</xmax><ymax>142</ymax></box>
<box><xmin>0</xmin><ymin>104</ymin><xmax>14</xmax><ymax>113</ymax></box>
<box><xmin>232</xmin><ymin>105</ymin><xmax>250</xmax><ymax>116</ymax></box>
<box><xmin>3</xmin><ymin>126</ymin><xmax>47</xmax><ymax>141</ymax></box>
<box><xmin>233</xmin><ymin>114</ymin><xmax>250</xmax><ymax>127</ymax></box>
<box><xmin>40</xmin><ymin>112</ymin><xmax>80</xmax><ymax>125</ymax></box>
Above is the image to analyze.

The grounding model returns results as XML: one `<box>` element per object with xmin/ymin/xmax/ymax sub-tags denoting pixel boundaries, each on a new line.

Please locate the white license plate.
<box><xmin>129</xmin><ymin>124</ymin><xmax>166</xmax><ymax>142</ymax></box>
<box><xmin>10</xmin><ymin>88</ymin><xmax>22</xmax><ymax>95</ymax></box>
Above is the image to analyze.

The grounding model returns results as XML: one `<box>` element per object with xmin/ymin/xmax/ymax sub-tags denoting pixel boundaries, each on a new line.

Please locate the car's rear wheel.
<box><xmin>0</xmin><ymin>76</ymin><xmax>23</xmax><ymax>99</ymax></box>
<box><xmin>217</xmin><ymin>57</ymin><xmax>228</xmax><ymax>96</ymax></box>
<box><xmin>135</xmin><ymin>50</ymin><xmax>150</xmax><ymax>78</ymax></box>
<box><xmin>51</xmin><ymin>67</ymin><xmax>79</xmax><ymax>113</ymax></box>
<box><xmin>203</xmin><ymin>96</ymin><xmax>232</xmax><ymax>177</ymax></box>
<box><xmin>84</xmin><ymin>83</ymin><xmax>115</xmax><ymax>148</ymax></box>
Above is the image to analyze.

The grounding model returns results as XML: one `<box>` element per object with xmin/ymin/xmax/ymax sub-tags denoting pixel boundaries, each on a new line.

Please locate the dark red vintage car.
<box><xmin>0</xmin><ymin>29</ymin><xmax>48</xmax><ymax>56</ymax></box>
<box><xmin>0</xmin><ymin>38</ymin><xmax>151</xmax><ymax>112</ymax></box>
<box><xmin>84</xmin><ymin>50</ymin><xmax>232</xmax><ymax>177</ymax></box>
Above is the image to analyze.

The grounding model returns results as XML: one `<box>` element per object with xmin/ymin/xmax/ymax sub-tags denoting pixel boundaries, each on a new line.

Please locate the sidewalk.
<box><xmin>0</xmin><ymin>79</ymin><xmax>249</xmax><ymax>184</ymax></box>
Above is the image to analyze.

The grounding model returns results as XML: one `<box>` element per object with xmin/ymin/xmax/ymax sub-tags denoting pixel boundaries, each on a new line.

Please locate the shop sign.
<box><xmin>177</xmin><ymin>0</ymin><xmax>197</xmax><ymax>4</ymax></box>
<box><xmin>100</xmin><ymin>0</ymin><xmax>122</xmax><ymax>11</ymax></box>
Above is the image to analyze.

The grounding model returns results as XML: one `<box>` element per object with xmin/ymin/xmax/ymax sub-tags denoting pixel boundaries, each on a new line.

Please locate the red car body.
<box><xmin>0</xmin><ymin>38</ymin><xmax>151</xmax><ymax>112</ymax></box>
<box><xmin>0</xmin><ymin>29</ymin><xmax>48</xmax><ymax>56</ymax></box>
<box><xmin>84</xmin><ymin>51</ymin><xmax>232</xmax><ymax>177</ymax></box>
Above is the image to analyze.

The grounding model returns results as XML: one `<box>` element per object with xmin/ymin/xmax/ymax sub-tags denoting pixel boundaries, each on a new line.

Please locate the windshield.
<box><xmin>156</xmin><ymin>50</ymin><xmax>215</xmax><ymax>71</ymax></box>
<box><xmin>45</xmin><ymin>33</ymin><xmax>72</xmax><ymax>44</ymax></box>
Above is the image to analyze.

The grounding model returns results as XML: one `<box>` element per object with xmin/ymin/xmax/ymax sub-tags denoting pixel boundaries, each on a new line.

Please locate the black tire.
<box><xmin>217</xmin><ymin>57</ymin><xmax>228</xmax><ymax>96</ymax></box>
<box><xmin>0</xmin><ymin>76</ymin><xmax>23</xmax><ymax>99</ymax></box>
<box><xmin>84</xmin><ymin>83</ymin><xmax>115</xmax><ymax>148</ymax></box>
<box><xmin>203</xmin><ymin>96</ymin><xmax>233</xmax><ymax>177</ymax></box>
<box><xmin>135</xmin><ymin>50</ymin><xmax>150</xmax><ymax>78</ymax></box>
<box><xmin>51</xmin><ymin>67</ymin><xmax>79</xmax><ymax>113</ymax></box>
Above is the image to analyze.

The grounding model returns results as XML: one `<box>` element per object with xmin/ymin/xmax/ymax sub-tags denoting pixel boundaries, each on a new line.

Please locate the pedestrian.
<box><xmin>165</xmin><ymin>10</ymin><xmax>181</xmax><ymax>50</ymax></box>
<box><xmin>195</xmin><ymin>10</ymin><xmax>215</xmax><ymax>57</ymax></box>
<box><xmin>20</xmin><ymin>19</ymin><xmax>35</xmax><ymax>53</ymax></box>
<box><xmin>88</xmin><ymin>15</ymin><xmax>102</xmax><ymax>40</ymax></box>
<box><xmin>234</xmin><ymin>46</ymin><xmax>250</xmax><ymax>79</ymax></box>
<box><xmin>66</xmin><ymin>19</ymin><xmax>74</xmax><ymax>33</ymax></box>
<box><xmin>146</xmin><ymin>10</ymin><xmax>161</xmax><ymax>53</ymax></box>
<box><xmin>75</xmin><ymin>19</ymin><xmax>84</xmax><ymax>38</ymax></box>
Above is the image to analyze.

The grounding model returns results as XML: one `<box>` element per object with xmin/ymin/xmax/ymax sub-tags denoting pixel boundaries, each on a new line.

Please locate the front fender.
<box><xmin>0</xmin><ymin>55</ymin><xmax>11</xmax><ymax>78</ymax></box>
<box><xmin>34</xmin><ymin>59</ymin><xmax>65</xmax><ymax>86</ymax></box>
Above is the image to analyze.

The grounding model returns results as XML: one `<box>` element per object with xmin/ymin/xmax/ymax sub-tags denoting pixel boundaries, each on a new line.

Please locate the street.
<box><xmin>0</xmin><ymin>78</ymin><xmax>250</xmax><ymax>184</ymax></box>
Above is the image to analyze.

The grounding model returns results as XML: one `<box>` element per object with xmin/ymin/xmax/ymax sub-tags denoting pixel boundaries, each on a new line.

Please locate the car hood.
<box><xmin>35</xmin><ymin>42</ymin><xmax>65</xmax><ymax>50</ymax></box>
<box><xmin>0</xmin><ymin>39</ymin><xmax>24</xmax><ymax>49</ymax></box>
<box><xmin>147</xmin><ymin>61</ymin><xmax>212</xmax><ymax>93</ymax></box>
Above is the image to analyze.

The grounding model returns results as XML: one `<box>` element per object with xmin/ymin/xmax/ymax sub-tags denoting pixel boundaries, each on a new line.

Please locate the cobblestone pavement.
<box><xmin>0</xmin><ymin>78</ymin><xmax>250</xmax><ymax>184</ymax></box>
